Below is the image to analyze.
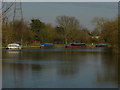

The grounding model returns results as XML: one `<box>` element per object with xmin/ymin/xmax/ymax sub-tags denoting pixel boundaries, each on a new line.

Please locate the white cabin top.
<box><xmin>8</xmin><ymin>43</ymin><xmax>21</xmax><ymax>47</ymax></box>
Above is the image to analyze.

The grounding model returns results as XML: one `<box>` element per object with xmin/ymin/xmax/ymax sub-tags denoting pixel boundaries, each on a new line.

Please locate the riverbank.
<box><xmin>1</xmin><ymin>43</ymin><xmax>97</xmax><ymax>49</ymax></box>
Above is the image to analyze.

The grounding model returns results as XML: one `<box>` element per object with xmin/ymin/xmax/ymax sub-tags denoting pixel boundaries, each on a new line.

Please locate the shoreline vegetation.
<box><xmin>1</xmin><ymin>43</ymin><xmax>111</xmax><ymax>48</ymax></box>
<box><xmin>2</xmin><ymin>43</ymin><xmax>119</xmax><ymax>54</ymax></box>
<box><xmin>2</xmin><ymin>16</ymin><xmax>119</xmax><ymax>54</ymax></box>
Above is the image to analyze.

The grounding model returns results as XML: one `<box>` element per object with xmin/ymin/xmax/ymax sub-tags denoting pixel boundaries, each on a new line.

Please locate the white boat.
<box><xmin>6</xmin><ymin>43</ymin><xmax>22</xmax><ymax>49</ymax></box>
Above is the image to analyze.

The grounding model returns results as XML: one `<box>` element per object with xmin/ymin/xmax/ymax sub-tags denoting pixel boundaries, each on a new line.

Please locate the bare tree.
<box><xmin>92</xmin><ymin>17</ymin><xmax>108</xmax><ymax>31</ymax></box>
<box><xmin>56</xmin><ymin>16</ymin><xmax>80</xmax><ymax>44</ymax></box>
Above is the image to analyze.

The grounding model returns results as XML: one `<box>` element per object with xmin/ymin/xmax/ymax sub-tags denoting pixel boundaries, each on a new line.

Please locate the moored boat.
<box><xmin>6</xmin><ymin>43</ymin><xmax>22</xmax><ymax>49</ymax></box>
<box><xmin>66</xmin><ymin>43</ymin><xmax>87</xmax><ymax>48</ymax></box>
<box><xmin>95</xmin><ymin>44</ymin><xmax>108</xmax><ymax>47</ymax></box>
<box><xmin>40</xmin><ymin>43</ymin><xmax>54</xmax><ymax>48</ymax></box>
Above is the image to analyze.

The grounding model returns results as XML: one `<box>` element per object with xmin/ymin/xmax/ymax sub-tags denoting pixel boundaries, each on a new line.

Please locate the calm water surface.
<box><xmin>2</xmin><ymin>48</ymin><xmax>118</xmax><ymax>88</ymax></box>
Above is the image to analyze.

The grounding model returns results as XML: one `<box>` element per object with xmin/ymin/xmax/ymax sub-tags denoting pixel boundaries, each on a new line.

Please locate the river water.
<box><xmin>2</xmin><ymin>48</ymin><xmax>119</xmax><ymax>88</ymax></box>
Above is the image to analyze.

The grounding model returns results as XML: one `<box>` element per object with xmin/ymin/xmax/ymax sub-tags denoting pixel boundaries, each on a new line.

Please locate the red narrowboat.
<box><xmin>66</xmin><ymin>43</ymin><xmax>87</xmax><ymax>48</ymax></box>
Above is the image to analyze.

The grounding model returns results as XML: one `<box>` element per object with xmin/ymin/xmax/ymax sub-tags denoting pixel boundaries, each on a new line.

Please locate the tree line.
<box><xmin>2</xmin><ymin>15</ymin><xmax>118</xmax><ymax>48</ymax></box>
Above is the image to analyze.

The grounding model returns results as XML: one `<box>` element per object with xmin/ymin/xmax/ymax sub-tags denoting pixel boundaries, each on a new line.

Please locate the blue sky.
<box><xmin>21</xmin><ymin>2</ymin><xmax>118</xmax><ymax>30</ymax></box>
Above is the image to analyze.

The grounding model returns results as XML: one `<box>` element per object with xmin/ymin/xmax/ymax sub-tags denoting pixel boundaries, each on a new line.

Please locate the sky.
<box><xmin>5</xmin><ymin>2</ymin><xmax>118</xmax><ymax>30</ymax></box>
<box><xmin>3</xmin><ymin>0</ymin><xmax>120</xmax><ymax>2</ymax></box>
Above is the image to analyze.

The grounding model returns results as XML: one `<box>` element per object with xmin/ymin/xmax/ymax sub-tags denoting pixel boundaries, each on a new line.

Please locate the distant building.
<box><xmin>88</xmin><ymin>32</ymin><xmax>100</xmax><ymax>39</ymax></box>
<box><xmin>91</xmin><ymin>36</ymin><xmax>100</xmax><ymax>39</ymax></box>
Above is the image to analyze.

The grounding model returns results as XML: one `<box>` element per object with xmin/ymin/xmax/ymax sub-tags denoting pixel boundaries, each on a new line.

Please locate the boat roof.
<box><xmin>71</xmin><ymin>43</ymin><xmax>86</xmax><ymax>45</ymax></box>
<box><xmin>8</xmin><ymin>43</ymin><xmax>21</xmax><ymax>45</ymax></box>
<box><xmin>96</xmin><ymin>44</ymin><xmax>108</xmax><ymax>45</ymax></box>
<box><xmin>41</xmin><ymin>43</ymin><xmax>53</xmax><ymax>46</ymax></box>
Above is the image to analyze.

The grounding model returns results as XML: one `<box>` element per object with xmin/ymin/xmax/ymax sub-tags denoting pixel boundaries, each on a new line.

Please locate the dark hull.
<box><xmin>66</xmin><ymin>44</ymin><xmax>87</xmax><ymax>48</ymax></box>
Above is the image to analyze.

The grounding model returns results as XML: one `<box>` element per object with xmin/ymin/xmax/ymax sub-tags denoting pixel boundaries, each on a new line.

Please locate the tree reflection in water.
<box><xmin>2</xmin><ymin>48</ymin><xmax>119</xmax><ymax>88</ymax></box>
<box><xmin>56</xmin><ymin>51</ymin><xmax>86</xmax><ymax>76</ymax></box>
<box><xmin>96</xmin><ymin>53</ymin><xmax>118</xmax><ymax>86</ymax></box>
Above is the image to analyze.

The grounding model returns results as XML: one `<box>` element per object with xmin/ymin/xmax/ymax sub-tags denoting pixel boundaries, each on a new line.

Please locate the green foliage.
<box><xmin>101</xmin><ymin>17</ymin><xmax>118</xmax><ymax>46</ymax></box>
<box><xmin>2</xmin><ymin>23</ymin><xmax>14</xmax><ymax>44</ymax></box>
<box><xmin>30</xmin><ymin>19</ymin><xmax>45</xmax><ymax>41</ymax></box>
<box><xmin>2</xmin><ymin>16</ymin><xmax>118</xmax><ymax>50</ymax></box>
<box><xmin>2</xmin><ymin>20</ymin><xmax>34</xmax><ymax>45</ymax></box>
<box><xmin>39</xmin><ymin>24</ymin><xmax>55</xmax><ymax>43</ymax></box>
<box><xmin>30</xmin><ymin>19</ymin><xmax>45</xmax><ymax>32</ymax></box>
<box><xmin>92</xmin><ymin>17</ymin><xmax>118</xmax><ymax>48</ymax></box>
<box><xmin>77</xmin><ymin>30</ymin><xmax>90</xmax><ymax>43</ymax></box>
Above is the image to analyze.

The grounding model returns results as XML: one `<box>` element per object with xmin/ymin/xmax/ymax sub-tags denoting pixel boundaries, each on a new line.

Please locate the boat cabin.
<box><xmin>66</xmin><ymin>43</ymin><xmax>87</xmax><ymax>48</ymax></box>
<box><xmin>7</xmin><ymin>43</ymin><xmax>22</xmax><ymax>49</ymax></box>
<box><xmin>95</xmin><ymin>44</ymin><xmax>108</xmax><ymax>47</ymax></box>
<box><xmin>40</xmin><ymin>43</ymin><xmax>54</xmax><ymax>48</ymax></box>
